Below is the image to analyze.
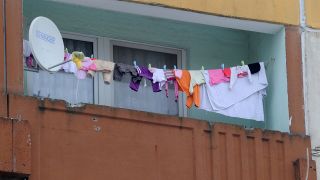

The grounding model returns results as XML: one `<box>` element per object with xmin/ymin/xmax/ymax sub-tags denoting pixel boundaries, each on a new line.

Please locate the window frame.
<box><xmin>51</xmin><ymin>31</ymin><xmax>188</xmax><ymax>117</ymax></box>
<box><xmin>109</xmin><ymin>39</ymin><xmax>187</xmax><ymax>117</ymax></box>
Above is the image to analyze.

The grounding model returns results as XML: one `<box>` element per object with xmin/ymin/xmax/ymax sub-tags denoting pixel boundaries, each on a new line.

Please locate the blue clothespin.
<box><xmin>174</xmin><ymin>65</ymin><xmax>177</xmax><ymax>70</ymax></box>
<box><xmin>163</xmin><ymin>65</ymin><xmax>167</xmax><ymax>70</ymax></box>
<box><xmin>221</xmin><ymin>64</ymin><xmax>224</xmax><ymax>70</ymax></box>
<box><xmin>133</xmin><ymin>60</ymin><xmax>137</xmax><ymax>67</ymax></box>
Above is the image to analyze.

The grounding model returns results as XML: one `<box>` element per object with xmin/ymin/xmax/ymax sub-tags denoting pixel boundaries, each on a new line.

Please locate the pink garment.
<box><xmin>76</xmin><ymin>58</ymin><xmax>96</xmax><ymax>80</ymax></box>
<box><xmin>174</xmin><ymin>69</ymin><xmax>182</xmax><ymax>79</ymax></box>
<box><xmin>208</xmin><ymin>69</ymin><xmax>230</xmax><ymax>86</ymax></box>
<box><xmin>80</xmin><ymin>58</ymin><xmax>96</xmax><ymax>71</ymax></box>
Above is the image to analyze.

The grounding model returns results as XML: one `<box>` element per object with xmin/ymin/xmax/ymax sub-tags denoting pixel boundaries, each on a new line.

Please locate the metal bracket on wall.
<box><xmin>312</xmin><ymin>146</ymin><xmax>320</xmax><ymax>157</ymax></box>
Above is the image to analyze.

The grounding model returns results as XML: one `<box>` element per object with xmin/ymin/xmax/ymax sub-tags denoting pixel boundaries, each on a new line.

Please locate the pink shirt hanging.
<box><xmin>208</xmin><ymin>69</ymin><xmax>230</xmax><ymax>86</ymax></box>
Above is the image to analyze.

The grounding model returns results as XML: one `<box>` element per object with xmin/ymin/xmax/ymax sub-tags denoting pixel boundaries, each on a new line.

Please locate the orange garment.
<box><xmin>175</xmin><ymin>70</ymin><xmax>200</xmax><ymax>108</ymax></box>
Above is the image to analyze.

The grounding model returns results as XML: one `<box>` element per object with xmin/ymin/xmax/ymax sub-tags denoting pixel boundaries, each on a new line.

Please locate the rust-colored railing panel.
<box><xmin>211</xmin><ymin>124</ymin><xmax>314</xmax><ymax>180</ymax></box>
<box><xmin>0</xmin><ymin>118</ymin><xmax>13</xmax><ymax>172</ymax></box>
<box><xmin>13</xmin><ymin>119</ymin><xmax>31</xmax><ymax>174</ymax></box>
<box><xmin>294</xmin><ymin>158</ymin><xmax>317</xmax><ymax>180</ymax></box>
<box><xmin>7</xmin><ymin>94</ymin><xmax>317</xmax><ymax>180</ymax></box>
<box><xmin>0</xmin><ymin>117</ymin><xmax>31</xmax><ymax>176</ymax></box>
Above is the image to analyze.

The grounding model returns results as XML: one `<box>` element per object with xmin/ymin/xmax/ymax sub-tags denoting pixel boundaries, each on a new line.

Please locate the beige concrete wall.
<box><xmin>129</xmin><ymin>0</ymin><xmax>300</xmax><ymax>25</ymax></box>
<box><xmin>305</xmin><ymin>31</ymin><xmax>320</xmax><ymax>179</ymax></box>
<box><xmin>305</xmin><ymin>0</ymin><xmax>320</xmax><ymax>28</ymax></box>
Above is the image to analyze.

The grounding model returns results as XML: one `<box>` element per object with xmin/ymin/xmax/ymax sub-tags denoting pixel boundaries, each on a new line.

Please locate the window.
<box><xmin>24</xmin><ymin>34</ymin><xmax>97</xmax><ymax>104</ymax></box>
<box><xmin>24</xmin><ymin>34</ymin><xmax>186</xmax><ymax>116</ymax></box>
<box><xmin>112</xmin><ymin>43</ymin><xmax>180</xmax><ymax>115</ymax></box>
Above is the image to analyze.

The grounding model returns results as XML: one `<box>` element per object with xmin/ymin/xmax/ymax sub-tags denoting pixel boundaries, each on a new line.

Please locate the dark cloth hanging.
<box><xmin>248</xmin><ymin>62</ymin><xmax>261</xmax><ymax>74</ymax></box>
<box><xmin>113</xmin><ymin>63</ymin><xmax>141</xmax><ymax>83</ymax></box>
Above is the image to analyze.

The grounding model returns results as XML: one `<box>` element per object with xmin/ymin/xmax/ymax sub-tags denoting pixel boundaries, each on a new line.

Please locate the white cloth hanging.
<box><xmin>199</xmin><ymin>62</ymin><xmax>267</xmax><ymax>121</ymax></box>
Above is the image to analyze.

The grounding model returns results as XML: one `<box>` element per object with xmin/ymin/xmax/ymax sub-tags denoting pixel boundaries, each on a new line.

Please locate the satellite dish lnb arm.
<box><xmin>48</xmin><ymin>59</ymin><xmax>72</xmax><ymax>70</ymax></box>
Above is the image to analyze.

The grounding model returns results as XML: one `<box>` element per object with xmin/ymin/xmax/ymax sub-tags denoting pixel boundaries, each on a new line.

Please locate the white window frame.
<box><xmin>61</xmin><ymin>31</ymin><xmax>188</xmax><ymax>117</ymax></box>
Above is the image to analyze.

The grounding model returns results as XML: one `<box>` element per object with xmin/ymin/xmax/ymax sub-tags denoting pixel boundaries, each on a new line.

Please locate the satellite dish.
<box><xmin>29</xmin><ymin>16</ymin><xmax>64</xmax><ymax>72</ymax></box>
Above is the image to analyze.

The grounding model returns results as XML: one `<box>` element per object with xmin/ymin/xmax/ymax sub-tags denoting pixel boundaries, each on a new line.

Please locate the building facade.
<box><xmin>0</xmin><ymin>0</ymin><xmax>319</xmax><ymax>179</ymax></box>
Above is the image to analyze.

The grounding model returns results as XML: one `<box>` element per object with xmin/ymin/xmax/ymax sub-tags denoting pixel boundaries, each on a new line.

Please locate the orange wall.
<box><xmin>129</xmin><ymin>0</ymin><xmax>300</xmax><ymax>25</ymax></box>
<box><xmin>8</xmin><ymin>94</ymin><xmax>317</xmax><ymax>180</ymax></box>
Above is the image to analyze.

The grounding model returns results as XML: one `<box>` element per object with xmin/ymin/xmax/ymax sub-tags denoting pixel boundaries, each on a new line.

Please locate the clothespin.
<box><xmin>174</xmin><ymin>65</ymin><xmax>177</xmax><ymax>70</ymax></box>
<box><xmin>148</xmin><ymin>64</ymin><xmax>152</xmax><ymax>68</ymax></box>
<box><xmin>133</xmin><ymin>60</ymin><xmax>137</xmax><ymax>67</ymax></box>
<box><xmin>64</xmin><ymin>48</ymin><xmax>69</xmax><ymax>53</ymax></box>
<box><xmin>91</xmin><ymin>54</ymin><xmax>94</xmax><ymax>58</ymax></box>
<box><xmin>241</xmin><ymin>60</ymin><xmax>245</xmax><ymax>66</ymax></box>
<box><xmin>201</xmin><ymin>66</ymin><xmax>204</xmax><ymax>70</ymax></box>
<box><xmin>163</xmin><ymin>65</ymin><xmax>167</xmax><ymax>70</ymax></box>
<box><xmin>221</xmin><ymin>64</ymin><xmax>224</xmax><ymax>70</ymax></box>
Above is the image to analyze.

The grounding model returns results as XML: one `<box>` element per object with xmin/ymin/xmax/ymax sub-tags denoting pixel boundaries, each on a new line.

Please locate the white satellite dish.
<box><xmin>29</xmin><ymin>16</ymin><xmax>65</xmax><ymax>72</ymax></box>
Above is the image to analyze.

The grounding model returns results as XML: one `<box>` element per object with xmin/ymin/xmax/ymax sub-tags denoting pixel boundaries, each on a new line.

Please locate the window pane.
<box><xmin>113</xmin><ymin>45</ymin><xmax>178</xmax><ymax>115</ymax></box>
<box><xmin>24</xmin><ymin>38</ymin><xmax>94</xmax><ymax>104</ymax></box>
<box><xmin>63</xmin><ymin>38</ymin><xmax>93</xmax><ymax>57</ymax></box>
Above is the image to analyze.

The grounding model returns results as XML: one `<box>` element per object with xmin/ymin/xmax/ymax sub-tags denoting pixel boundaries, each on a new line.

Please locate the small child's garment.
<box><xmin>113</xmin><ymin>63</ymin><xmax>141</xmax><ymax>82</ymax></box>
<box><xmin>175</xmin><ymin>70</ymin><xmax>200</xmax><ymax>108</ymax></box>
<box><xmin>189</xmin><ymin>70</ymin><xmax>205</xmax><ymax>95</ymax></box>
<box><xmin>229</xmin><ymin>65</ymin><xmax>252</xmax><ymax>89</ymax></box>
<box><xmin>87</xmin><ymin>60</ymin><xmax>115</xmax><ymax>84</ymax></box>
<box><xmin>208</xmin><ymin>69</ymin><xmax>230</xmax><ymax>86</ymax></box>
<box><xmin>62</xmin><ymin>53</ymin><xmax>77</xmax><ymax>74</ymax></box>
<box><xmin>150</xmin><ymin>68</ymin><xmax>166</xmax><ymax>90</ymax></box>
<box><xmin>223</xmin><ymin>68</ymin><xmax>231</xmax><ymax>78</ymax></box>
<box><xmin>130</xmin><ymin>66</ymin><xmax>161</xmax><ymax>92</ymax></box>
<box><xmin>174</xmin><ymin>69</ymin><xmax>183</xmax><ymax>79</ymax></box>
<box><xmin>164</xmin><ymin>70</ymin><xmax>179</xmax><ymax>101</ymax></box>
<box><xmin>248</xmin><ymin>62</ymin><xmax>261</xmax><ymax>74</ymax></box>
<box><xmin>71</xmin><ymin>51</ymin><xmax>85</xmax><ymax>69</ymax></box>
<box><xmin>75</xmin><ymin>58</ymin><xmax>96</xmax><ymax>80</ymax></box>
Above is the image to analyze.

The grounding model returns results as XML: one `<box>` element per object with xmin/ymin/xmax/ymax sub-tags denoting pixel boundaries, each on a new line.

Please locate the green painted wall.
<box><xmin>23</xmin><ymin>0</ymin><xmax>288</xmax><ymax>132</ymax></box>
<box><xmin>249</xmin><ymin>29</ymin><xmax>289</xmax><ymax>132</ymax></box>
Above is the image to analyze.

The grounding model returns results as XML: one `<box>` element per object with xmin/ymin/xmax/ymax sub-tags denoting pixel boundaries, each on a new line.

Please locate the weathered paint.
<box><xmin>8</xmin><ymin>94</ymin><xmax>317</xmax><ymax>180</ymax></box>
<box><xmin>128</xmin><ymin>0</ymin><xmax>300</xmax><ymax>25</ymax></box>
<box><xmin>305</xmin><ymin>0</ymin><xmax>320</xmax><ymax>28</ymax></box>
<box><xmin>24</xmin><ymin>0</ymin><xmax>291</xmax><ymax>131</ymax></box>
<box><xmin>305</xmin><ymin>31</ymin><xmax>320</xmax><ymax>179</ymax></box>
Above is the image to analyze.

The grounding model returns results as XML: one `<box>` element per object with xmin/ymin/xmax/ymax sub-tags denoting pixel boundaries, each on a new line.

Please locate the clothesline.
<box><xmin>24</xmin><ymin>49</ymin><xmax>269</xmax><ymax>122</ymax></box>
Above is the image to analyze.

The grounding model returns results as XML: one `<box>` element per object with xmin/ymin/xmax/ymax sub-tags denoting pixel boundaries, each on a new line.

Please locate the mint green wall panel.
<box><xmin>23</xmin><ymin>0</ymin><xmax>289</xmax><ymax>132</ymax></box>
<box><xmin>249</xmin><ymin>29</ymin><xmax>289</xmax><ymax>132</ymax></box>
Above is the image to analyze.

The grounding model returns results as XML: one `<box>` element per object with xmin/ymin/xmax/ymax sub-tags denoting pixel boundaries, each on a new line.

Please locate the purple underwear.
<box><xmin>130</xmin><ymin>66</ymin><xmax>161</xmax><ymax>92</ymax></box>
